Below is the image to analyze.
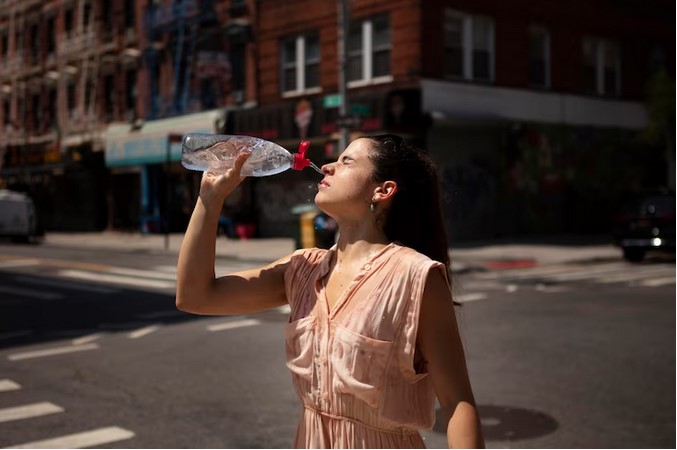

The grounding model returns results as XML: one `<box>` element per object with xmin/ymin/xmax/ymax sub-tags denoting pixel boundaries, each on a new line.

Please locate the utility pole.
<box><xmin>337</xmin><ymin>0</ymin><xmax>350</xmax><ymax>152</ymax></box>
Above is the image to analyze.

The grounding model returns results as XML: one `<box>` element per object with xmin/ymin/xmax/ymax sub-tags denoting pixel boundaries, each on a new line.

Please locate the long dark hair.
<box><xmin>366</xmin><ymin>134</ymin><xmax>452</xmax><ymax>281</ymax></box>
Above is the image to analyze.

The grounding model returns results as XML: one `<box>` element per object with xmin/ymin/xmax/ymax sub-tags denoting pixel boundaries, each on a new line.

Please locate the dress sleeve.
<box><xmin>283</xmin><ymin>247</ymin><xmax>326</xmax><ymax>318</ymax></box>
<box><xmin>398</xmin><ymin>258</ymin><xmax>449</xmax><ymax>382</ymax></box>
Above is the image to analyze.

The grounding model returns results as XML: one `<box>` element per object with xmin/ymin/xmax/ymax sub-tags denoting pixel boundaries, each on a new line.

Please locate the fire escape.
<box><xmin>143</xmin><ymin>0</ymin><xmax>252</xmax><ymax>120</ymax></box>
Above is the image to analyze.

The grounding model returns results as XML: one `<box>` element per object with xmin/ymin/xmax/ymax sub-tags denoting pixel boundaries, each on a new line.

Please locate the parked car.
<box><xmin>613</xmin><ymin>189</ymin><xmax>675</xmax><ymax>262</ymax></box>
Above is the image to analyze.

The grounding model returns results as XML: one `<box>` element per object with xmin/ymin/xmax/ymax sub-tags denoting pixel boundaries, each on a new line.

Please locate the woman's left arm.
<box><xmin>417</xmin><ymin>268</ymin><xmax>485</xmax><ymax>449</ymax></box>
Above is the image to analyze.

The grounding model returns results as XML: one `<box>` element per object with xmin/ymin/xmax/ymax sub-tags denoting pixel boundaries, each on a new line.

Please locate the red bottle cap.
<box><xmin>292</xmin><ymin>140</ymin><xmax>311</xmax><ymax>170</ymax></box>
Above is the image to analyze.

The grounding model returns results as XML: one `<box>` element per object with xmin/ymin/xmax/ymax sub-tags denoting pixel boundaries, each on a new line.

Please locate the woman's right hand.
<box><xmin>198</xmin><ymin>152</ymin><xmax>250</xmax><ymax>212</ymax></box>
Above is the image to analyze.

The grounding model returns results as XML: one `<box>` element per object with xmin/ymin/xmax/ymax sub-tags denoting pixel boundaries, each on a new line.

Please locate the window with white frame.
<box><xmin>347</xmin><ymin>14</ymin><xmax>391</xmax><ymax>85</ymax></box>
<box><xmin>529</xmin><ymin>25</ymin><xmax>550</xmax><ymax>88</ymax></box>
<box><xmin>444</xmin><ymin>10</ymin><xmax>495</xmax><ymax>82</ymax></box>
<box><xmin>280</xmin><ymin>32</ymin><xmax>320</xmax><ymax>95</ymax></box>
<box><xmin>583</xmin><ymin>37</ymin><xmax>621</xmax><ymax>96</ymax></box>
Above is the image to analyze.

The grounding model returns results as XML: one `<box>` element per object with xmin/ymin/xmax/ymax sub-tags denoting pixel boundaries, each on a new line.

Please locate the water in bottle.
<box><xmin>181</xmin><ymin>133</ymin><xmax>322</xmax><ymax>177</ymax></box>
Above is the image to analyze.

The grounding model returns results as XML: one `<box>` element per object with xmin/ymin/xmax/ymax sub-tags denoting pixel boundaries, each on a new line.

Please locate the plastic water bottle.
<box><xmin>181</xmin><ymin>133</ymin><xmax>320</xmax><ymax>177</ymax></box>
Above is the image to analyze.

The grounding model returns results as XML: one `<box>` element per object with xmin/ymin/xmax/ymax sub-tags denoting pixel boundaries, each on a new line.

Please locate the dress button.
<box><xmin>363</xmin><ymin>263</ymin><xmax>371</xmax><ymax>270</ymax></box>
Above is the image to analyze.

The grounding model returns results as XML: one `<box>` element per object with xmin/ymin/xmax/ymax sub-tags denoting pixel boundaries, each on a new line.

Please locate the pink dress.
<box><xmin>283</xmin><ymin>242</ymin><xmax>447</xmax><ymax>448</ymax></box>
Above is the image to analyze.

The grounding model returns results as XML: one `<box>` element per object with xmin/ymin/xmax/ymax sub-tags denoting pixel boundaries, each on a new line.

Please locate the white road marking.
<box><xmin>108</xmin><ymin>267</ymin><xmax>177</xmax><ymax>281</ymax></box>
<box><xmin>455</xmin><ymin>293</ymin><xmax>488</xmax><ymax>303</ymax></box>
<box><xmin>475</xmin><ymin>264</ymin><xmax>573</xmax><ymax>280</ymax></box>
<box><xmin>0</xmin><ymin>259</ymin><xmax>40</xmax><ymax>269</ymax></box>
<box><xmin>638</xmin><ymin>276</ymin><xmax>676</xmax><ymax>287</ymax></box>
<box><xmin>0</xmin><ymin>379</ymin><xmax>21</xmax><ymax>392</ymax></box>
<box><xmin>0</xmin><ymin>402</ymin><xmax>64</xmax><ymax>423</ymax></box>
<box><xmin>7</xmin><ymin>426</ymin><xmax>135</xmax><ymax>449</ymax></box>
<box><xmin>0</xmin><ymin>285</ymin><xmax>63</xmax><ymax>300</ymax></box>
<box><xmin>58</xmin><ymin>270</ymin><xmax>175</xmax><ymax>289</ymax></box>
<box><xmin>154</xmin><ymin>265</ymin><xmax>177</xmax><ymax>273</ymax></box>
<box><xmin>506</xmin><ymin>284</ymin><xmax>519</xmax><ymax>293</ymax></box>
<box><xmin>276</xmin><ymin>304</ymin><xmax>291</xmax><ymax>314</ymax></box>
<box><xmin>8</xmin><ymin>343</ymin><xmax>99</xmax><ymax>361</ymax></box>
<box><xmin>207</xmin><ymin>318</ymin><xmax>261</xmax><ymax>332</ymax></box>
<box><xmin>595</xmin><ymin>267</ymin><xmax>675</xmax><ymax>284</ymax></box>
<box><xmin>13</xmin><ymin>275</ymin><xmax>117</xmax><ymax>294</ymax></box>
<box><xmin>72</xmin><ymin>333</ymin><xmax>104</xmax><ymax>346</ymax></box>
<box><xmin>0</xmin><ymin>330</ymin><xmax>33</xmax><ymax>341</ymax></box>
<box><xmin>128</xmin><ymin>325</ymin><xmax>159</xmax><ymax>339</ymax></box>
<box><xmin>535</xmin><ymin>284</ymin><xmax>570</xmax><ymax>293</ymax></box>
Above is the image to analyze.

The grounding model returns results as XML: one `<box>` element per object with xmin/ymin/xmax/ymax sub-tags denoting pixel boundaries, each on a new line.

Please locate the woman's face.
<box><xmin>314</xmin><ymin>138</ymin><xmax>378</xmax><ymax>219</ymax></box>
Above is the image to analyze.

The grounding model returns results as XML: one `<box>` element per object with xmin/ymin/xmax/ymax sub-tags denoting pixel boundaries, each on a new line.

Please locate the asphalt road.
<box><xmin>0</xmin><ymin>243</ymin><xmax>674</xmax><ymax>448</ymax></box>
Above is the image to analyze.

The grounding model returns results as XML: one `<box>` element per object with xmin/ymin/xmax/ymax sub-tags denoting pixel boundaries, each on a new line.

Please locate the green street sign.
<box><xmin>323</xmin><ymin>94</ymin><xmax>342</xmax><ymax>108</ymax></box>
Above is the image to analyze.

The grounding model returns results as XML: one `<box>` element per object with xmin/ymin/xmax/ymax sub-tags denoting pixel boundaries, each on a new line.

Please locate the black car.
<box><xmin>613</xmin><ymin>190</ymin><xmax>676</xmax><ymax>262</ymax></box>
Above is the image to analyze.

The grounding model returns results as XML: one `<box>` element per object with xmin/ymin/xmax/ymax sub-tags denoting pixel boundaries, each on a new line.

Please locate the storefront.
<box><xmin>1</xmin><ymin>137</ymin><xmax>108</xmax><ymax>231</ymax></box>
<box><xmin>421</xmin><ymin>79</ymin><xmax>656</xmax><ymax>240</ymax></box>
<box><xmin>104</xmin><ymin>109</ymin><xmax>224</xmax><ymax>233</ymax></box>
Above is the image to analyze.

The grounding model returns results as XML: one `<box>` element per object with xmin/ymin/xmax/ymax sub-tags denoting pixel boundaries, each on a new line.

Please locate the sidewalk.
<box><xmin>39</xmin><ymin>231</ymin><xmax>622</xmax><ymax>273</ymax></box>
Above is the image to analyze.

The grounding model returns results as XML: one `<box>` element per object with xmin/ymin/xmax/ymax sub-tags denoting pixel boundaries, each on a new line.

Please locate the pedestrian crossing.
<box><xmin>0</xmin><ymin>378</ymin><xmax>135</xmax><ymax>448</ymax></box>
<box><xmin>473</xmin><ymin>261</ymin><xmax>675</xmax><ymax>287</ymax></box>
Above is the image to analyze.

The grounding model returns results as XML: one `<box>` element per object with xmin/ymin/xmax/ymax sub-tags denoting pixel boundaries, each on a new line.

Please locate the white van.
<box><xmin>0</xmin><ymin>189</ymin><xmax>39</xmax><ymax>242</ymax></box>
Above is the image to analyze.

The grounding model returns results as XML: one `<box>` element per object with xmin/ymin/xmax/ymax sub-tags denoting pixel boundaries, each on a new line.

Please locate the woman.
<box><xmin>176</xmin><ymin>135</ymin><xmax>484</xmax><ymax>448</ymax></box>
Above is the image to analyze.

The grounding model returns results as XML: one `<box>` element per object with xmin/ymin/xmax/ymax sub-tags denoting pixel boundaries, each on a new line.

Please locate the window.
<box><xmin>1</xmin><ymin>30</ymin><xmax>8</xmax><ymax>58</ymax></box>
<box><xmin>444</xmin><ymin>10</ymin><xmax>495</xmax><ymax>82</ymax></box>
<box><xmin>65</xmin><ymin>7</ymin><xmax>74</xmax><ymax>37</ymax></box>
<box><xmin>30</xmin><ymin>23</ymin><xmax>39</xmax><ymax>64</ymax></box>
<box><xmin>125</xmin><ymin>70</ymin><xmax>137</xmax><ymax>118</ymax></box>
<box><xmin>3</xmin><ymin>98</ymin><xmax>10</xmax><ymax>126</ymax></box>
<box><xmin>48</xmin><ymin>88</ymin><xmax>57</xmax><ymax>127</ymax></box>
<box><xmin>583</xmin><ymin>38</ymin><xmax>620</xmax><ymax>96</ymax></box>
<box><xmin>46</xmin><ymin>16</ymin><xmax>56</xmax><ymax>56</ymax></box>
<box><xmin>347</xmin><ymin>14</ymin><xmax>391</xmax><ymax>85</ymax></box>
<box><xmin>529</xmin><ymin>26</ymin><xmax>550</xmax><ymax>88</ymax></box>
<box><xmin>280</xmin><ymin>32</ymin><xmax>320</xmax><ymax>95</ymax></box>
<box><xmin>67</xmin><ymin>81</ymin><xmax>76</xmax><ymax>118</ymax></box>
<box><xmin>32</xmin><ymin>94</ymin><xmax>41</xmax><ymax>132</ymax></box>
<box><xmin>104</xmin><ymin>75</ymin><xmax>115</xmax><ymax>120</ymax></box>
<box><xmin>124</xmin><ymin>0</ymin><xmax>136</xmax><ymax>30</ymax></box>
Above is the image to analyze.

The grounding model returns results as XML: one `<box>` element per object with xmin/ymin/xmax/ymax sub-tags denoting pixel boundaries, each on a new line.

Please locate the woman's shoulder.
<box><xmin>391</xmin><ymin>242</ymin><xmax>437</xmax><ymax>264</ymax></box>
<box><xmin>289</xmin><ymin>246</ymin><xmax>331</xmax><ymax>266</ymax></box>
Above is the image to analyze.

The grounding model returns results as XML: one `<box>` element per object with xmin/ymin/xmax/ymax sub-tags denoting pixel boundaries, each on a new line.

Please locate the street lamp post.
<box><xmin>337</xmin><ymin>0</ymin><xmax>350</xmax><ymax>152</ymax></box>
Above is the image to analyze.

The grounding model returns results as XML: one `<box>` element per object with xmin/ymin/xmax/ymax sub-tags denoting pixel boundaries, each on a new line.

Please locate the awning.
<box><xmin>421</xmin><ymin>79</ymin><xmax>648</xmax><ymax>129</ymax></box>
<box><xmin>105</xmin><ymin>110</ymin><xmax>222</xmax><ymax>167</ymax></box>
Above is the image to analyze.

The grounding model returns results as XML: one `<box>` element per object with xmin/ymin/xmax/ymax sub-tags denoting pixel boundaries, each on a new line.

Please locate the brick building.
<box><xmin>0</xmin><ymin>0</ymin><xmax>142</xmax><ymax>230</ymax></box>
<box><xmin>1</xmin><ymin>0</ymin><xmax>673</xmax><ymax>239</ymax></box>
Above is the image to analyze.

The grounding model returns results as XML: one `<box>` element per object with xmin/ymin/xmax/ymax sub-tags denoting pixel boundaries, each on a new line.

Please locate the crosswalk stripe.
<box><xmin>207</xmin><ymin>318</ymin><xmax>261</xmax><ymax>332</ymax></box>
<box><xmin>0</xmin><ymin>379</ymin><xmax>21</xmax><ymax>392</ymax></box>
<box><xmin>456</xmin><ymin>293</ymin><xmax>487</xmax><ymax>303</ymax></box>
<box><xmin>58</xmin><ymin>270</ymin><xmax>175</xmax><ymax>289</ymax></box>
<box><xmin>108</xmin><ymin>267</ymin><xmax>177</xmax><ymax>281</ymax></box>
<box><xmin>0</xmin><ymin>402</ymin><xmax>64</xmax><ymax>423</ymax></box>
<box><xmin>475</xmin><ymin>264</ymin><xmax>575</xmax><ymax>280</ymax></box>
<box><xmin>128</xmin><ymin>325</ymin><xmax>159</xmax><ymax>339</ymax></box>
<box><xmin>13</xmin><ymin>275</ymin><xmax>117</xmax><ymax>294</ymax></box>
<box><xmin>6</xmin><ymin>426</ymin><xmax>135</xmax><ymax>449</ymax></box>
<box><xmin>0</xmin><ymin>259</ymin><xmax>41</xmax><ymax>269</ymax></box>
<box><xmin>0</xmin><ymin>285</ymin><xmax>63</xmax><ymax>300</ymax></box>
<box><xmin>8</xmin><ymin>344</ymin><xmax>100</xmax><ymax>361</ymax></box>
<box><xmin>595</xmin><ymin>267</ymin><xmax>675</xmax><ymax>284</ymax></box>
<box><xmin>72</xmin><ymin>333</ymin><xmax>104</xmax><ymax>346</ymax></box>
<box><xmin>637</xmin><ymin>276</ymin><xmax>675</xmax><ymax>287</ymax></box>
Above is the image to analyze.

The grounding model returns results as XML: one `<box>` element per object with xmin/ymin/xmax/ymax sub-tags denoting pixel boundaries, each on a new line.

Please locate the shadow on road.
<box><xmin>0</xmin><ymin>268</ymin><xmax>201</xmax><ymax>351</ymax></box>
<box><xmin>433</xmin><ymin>404</ymin><xmax>558</xmax><ymax>441</ymax></box>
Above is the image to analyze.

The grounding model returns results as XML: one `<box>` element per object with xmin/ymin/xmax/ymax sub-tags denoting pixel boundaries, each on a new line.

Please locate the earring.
<box><xmin>370</xmin><ymin>200</ymin><xmax>376</xmax><ymax>212</ymax></box>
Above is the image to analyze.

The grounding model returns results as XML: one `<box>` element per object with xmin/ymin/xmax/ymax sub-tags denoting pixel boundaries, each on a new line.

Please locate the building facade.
<box><xmin>1</xmin><ymin>0</ymin><xmax>673</xmax><ymax>239</ymax></box>
<box><xmin>0</xmin><ymin>0</ymin><xmax>142</xmax><ymax>230</ymax></box>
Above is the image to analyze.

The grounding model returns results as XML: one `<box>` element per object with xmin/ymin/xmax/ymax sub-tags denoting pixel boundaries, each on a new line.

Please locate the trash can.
<box><xmin>291</xmin><ymin>204</ymin><xmax>319</xmax><ymax>249</ymax></box>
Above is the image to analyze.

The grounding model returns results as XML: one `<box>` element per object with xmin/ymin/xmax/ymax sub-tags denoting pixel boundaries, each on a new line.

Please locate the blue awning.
<box><xmin>104</xmin><ymin>110</ymin><xmax>222</xmax><ymax>167</ymax></box>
